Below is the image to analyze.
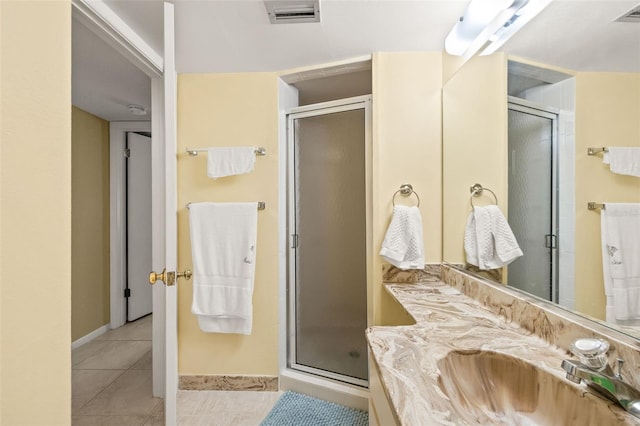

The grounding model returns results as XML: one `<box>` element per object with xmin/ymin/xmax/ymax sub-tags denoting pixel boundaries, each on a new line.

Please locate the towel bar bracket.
<box><xmin>392</xmin><ymin>183</ymin><xmax>420</xmax><ymax>207</ymax></box>
<box><xmin>469</xmin><ymin>183</ymin><xmax>499</xmax><ymax>208</ymax></box>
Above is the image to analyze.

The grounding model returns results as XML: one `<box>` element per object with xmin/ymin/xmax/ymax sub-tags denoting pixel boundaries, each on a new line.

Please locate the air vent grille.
<box><xmin>616</xmin><ymin>5</ymin><xmax>640</xmax><ymax>23</ymax></box>
<box><xmin>265</xmin><ymin>1</ymin><xmax>320</xmax><ymax>24</ymax></box>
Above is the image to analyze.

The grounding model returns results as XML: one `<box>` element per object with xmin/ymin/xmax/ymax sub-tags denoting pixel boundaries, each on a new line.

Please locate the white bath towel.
<box><xmin>601</xmin><ymin>203</ymin><xmax>640</xmax><ymax>321</ymax></box>
<box><xmin>379</xmin><ymin>205</ymin><xmax>425</xmax><ymax>270</ymax></box>
<box><xmin>603</xmin><ymin>147</ymin><xmax>640</xmax><ymax>178</ymax></box>
<box><xmin>188</xmin><ymin>202</ymin><xmax>258</xmax><ymax>334</ymax></box>
<box><xmin>207</xmin><ymin>147</ymin><xmax>256</xmax><ymax>178</ymax></box>
<box><xmin>464</xmin><ymin>205</ymin><xmax>523</xmax><ymax>270</ymax></box>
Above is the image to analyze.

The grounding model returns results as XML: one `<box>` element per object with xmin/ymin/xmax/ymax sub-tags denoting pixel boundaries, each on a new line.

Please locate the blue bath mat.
<box><xmin>260</xmin><ymin>391</ymin><xmax>368</xmax><ymax>426</ymax></box>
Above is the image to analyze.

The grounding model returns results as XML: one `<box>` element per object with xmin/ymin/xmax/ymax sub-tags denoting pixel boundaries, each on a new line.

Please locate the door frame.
<box><xmin>72</xmin><ymin>0</ymin><xmax>178</xmax><ymax>422</ymax></box>
<box><xmin>110</xmin><ymin>122</ymin><xmax>152</xmax><ymax>329</ymax></box>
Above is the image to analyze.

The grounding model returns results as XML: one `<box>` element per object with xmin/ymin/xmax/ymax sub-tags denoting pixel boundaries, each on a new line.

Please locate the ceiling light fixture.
<box><xmin>445</xmin><ymin>0</ymin><xmax>551</xmax><ymax>60</ymax></box>
<box><xmin>128</xmin><ymin>104</ymin><xmax>147</xmax><ymax>116</ymax></box>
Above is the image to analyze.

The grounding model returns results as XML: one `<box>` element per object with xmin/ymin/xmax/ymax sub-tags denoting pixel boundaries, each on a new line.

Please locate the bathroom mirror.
<box><xmin>442</xmin><ymin>1</ymin><xmax>640</xmax><ymax>339</ymax></box>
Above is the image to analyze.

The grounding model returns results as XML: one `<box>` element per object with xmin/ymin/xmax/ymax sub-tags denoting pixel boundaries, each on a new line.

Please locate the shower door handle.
<box><xmin>544</xmin><ymin>234</ymin><xmax>557</xmax><ymax>249</ymax></box>
<box><xmin>291</xmin><ymin>234</ymin><xmax>299</xmax><ymax>249</ymax></box>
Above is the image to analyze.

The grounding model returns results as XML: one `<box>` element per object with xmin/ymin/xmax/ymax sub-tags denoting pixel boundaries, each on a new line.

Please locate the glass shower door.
<box><xmin>287</xmin><ymin>98</ymin><xmax>370</xmax><ymax>387</ymax></box>
<box><xmin>507</xmin><ymin>101</ymin><xmax>558</xmax><ymax>301</ymax></box>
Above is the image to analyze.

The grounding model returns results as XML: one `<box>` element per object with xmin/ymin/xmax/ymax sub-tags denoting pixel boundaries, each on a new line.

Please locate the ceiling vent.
<box><xmin>616</xmin><ymin>4</ymin><xmax>640</xmax><ymax>23</ymax></box>
<box><xmin>265</xmin><ymin>1</ymin><xmax>320</xmax><ymax>24</ymax></box>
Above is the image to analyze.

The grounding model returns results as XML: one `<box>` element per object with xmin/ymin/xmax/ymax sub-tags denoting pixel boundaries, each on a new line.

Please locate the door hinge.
<box><xmin>291</xmin><ymin>234</ymin><xmax>299</xmax><ymax>249</ymax></box>
<box><xmin>124</xmin><ymin>288</ymin><xmax>131</xmax><ymax>298</ymax></box>
<box><xmin>124</xmin><ymin>148</ymin><xmax>131</xmax><ymax>158</ymax></box>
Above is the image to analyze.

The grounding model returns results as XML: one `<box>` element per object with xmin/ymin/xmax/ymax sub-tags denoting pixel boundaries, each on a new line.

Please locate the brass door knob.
<box><xmin>149</xmin><ymin>268</ymin><xmax>191</xmax><ymax>286</ymax></box>
<box><xmin>149</xmin><ymin>268</ymin><xmax>167</xmax><ymax>285</ymax></box>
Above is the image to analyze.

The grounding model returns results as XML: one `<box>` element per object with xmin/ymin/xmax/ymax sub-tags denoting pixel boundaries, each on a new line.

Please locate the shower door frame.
<box><xmin>286</xmin><ymin>95</ymin><xmax>372</xmax><ymax>388</ymax></box>
<box><xmin>507</xmin><ymin>96</ymin><xmax>560</xmax><ymax>303</ymax></box>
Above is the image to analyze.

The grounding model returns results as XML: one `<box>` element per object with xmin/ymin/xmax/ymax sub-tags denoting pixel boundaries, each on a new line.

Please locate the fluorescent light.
<box><xmin>445</xmin><ymin>0</ymin><xmax>551</xmax><ymax>60</ymax></box>
<box><xmin>480</xmin><ymin>0</ymin><xmax>552</xmax><ymax>55</ymax></box>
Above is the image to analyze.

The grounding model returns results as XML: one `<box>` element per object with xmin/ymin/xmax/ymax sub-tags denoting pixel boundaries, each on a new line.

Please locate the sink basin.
<box><xmin>437</xmin><ymin>350</ymin><xmax>633</xmax><ymax>425</ymax></box>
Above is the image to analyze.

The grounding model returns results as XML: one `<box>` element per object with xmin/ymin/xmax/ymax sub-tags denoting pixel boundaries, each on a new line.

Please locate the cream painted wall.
<box><xmin>72</xmin><ymin>107</ymin><xmax>110</xmax><ymax>341</ymax></box>
<box><xmin>177</xmin><ymin>73</ymin><xmax>280</xmax><ymax>376</ymax></box>
<box><xmin>574</xmin><ymin>73</ymin><xmax>640</xmax><ymax>320</ymax></box>
<box><xmin>372</xmin><ymin>52</ymin><xmax>443</xmax><ymax>326</ymax></box>
<box><xmin>442</xmin><ymin>53</ymin><xmax>509</xmax><ymax>264</ymax></box>
<box><xmin>0</xmin><ymin>1</ymin><xmax>72</xmax><ymax>424</ymax></box>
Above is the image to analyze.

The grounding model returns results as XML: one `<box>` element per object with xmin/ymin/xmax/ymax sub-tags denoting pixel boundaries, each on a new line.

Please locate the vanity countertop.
<box><xmin>366</xmin><ymin>281</ymin><xmax>637</xmax><ymax>425</ymax></box>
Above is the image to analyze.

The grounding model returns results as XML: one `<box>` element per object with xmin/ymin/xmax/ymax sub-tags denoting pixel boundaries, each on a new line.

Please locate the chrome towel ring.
<box><xmin>469</xmin><ymin>183</ymin><xmax>498</xmax><ymax>208</ymax></box>
<box><xmin>392</xmin><ymin>183</ymin><xmax>420</xmax><ymax>207</ymax></box>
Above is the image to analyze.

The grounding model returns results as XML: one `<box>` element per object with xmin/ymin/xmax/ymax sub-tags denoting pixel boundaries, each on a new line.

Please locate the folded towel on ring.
<box><xmin>464</xmin><ymin>205</ymin><xmax>523</xmax><ymax>270</ymax></box>
<box><xmin>379</xmin><ymin>205</ymin><xmax>425</xmax><ymax>270</ymax></box>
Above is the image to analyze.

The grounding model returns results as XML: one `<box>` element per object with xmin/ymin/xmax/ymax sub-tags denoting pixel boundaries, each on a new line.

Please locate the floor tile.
<box><xmin>77</xmin><ymin>370</ymin><xmax>161</xmax><ymax>416</ymax></box>
<box><xmin>176</xmin><ymin>390</ymin><xmax>218</xmax><ymax>416</ymax></box>
<box><xmin>74</xmin><ymin>340</ymin><xmax>152</xmax><ymax>370</ymax></box>
<box><xmin>72</xmin><ymin>415</ymin><xmax>149</xmax><ymax>426</ymax></box>
<box><xmin>142</xmin><ymin>415</ymin><xmax>164</xmax><ymax>426</ymax></box>
<box><xmin>176</xmin><ymin>390</ymin><xmax>281</xmax><ymax>426</ymax></box>
<box><xmin>97</xmin><ymin>315</ymin><xmax>152</xmax><ymax>341</ymax></box>
<box><xmin>72</xmin><ymin>339</ymin><xmax>107</xmax><ymax>367</ymax></box>
<box><xmin>72</xmin><ymin>369</ymin><xmax>126</xmax><ymax>413</ymax></box>
<box><xmin>130</xmin><ymin>350</ymin><xmax>152</xmax><ymax>370</ymax></box>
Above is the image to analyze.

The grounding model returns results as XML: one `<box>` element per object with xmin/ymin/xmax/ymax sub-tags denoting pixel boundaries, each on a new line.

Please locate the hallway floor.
<box><xmin>72</xmin><ymin>316</ymin><xmax>281</xmax><ymax>425</ymax></box>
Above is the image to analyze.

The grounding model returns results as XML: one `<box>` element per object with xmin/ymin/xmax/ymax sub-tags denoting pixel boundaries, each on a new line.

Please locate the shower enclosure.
<box><xmin>286</xmin><ymin>96</ymin><xmax>371</xmax><ymax>388</ymax></box>
<box><xmin>507</xmin><ymin>98</ymin><xmax>559</xmax><ymax>302</ymax></box>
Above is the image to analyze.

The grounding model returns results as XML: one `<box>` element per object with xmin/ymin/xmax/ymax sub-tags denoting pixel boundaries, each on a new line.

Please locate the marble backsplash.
<box><xmin>441</xmin><ymin>264</ymin><xmax>640</xmax><ymax>390</ymax></box>
<box><xmin>179</xmin><ymin>375</ymin><xmax>278</xmax><ymax>391</ymax></box>
<box><xmin>382</xmin><ymin>263</ymin><xmax>441</xmax><ymax>283</ymax></box>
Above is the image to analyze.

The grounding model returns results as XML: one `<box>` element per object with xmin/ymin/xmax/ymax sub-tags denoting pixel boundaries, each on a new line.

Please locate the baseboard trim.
<box><xmin>71</xmin><ymin>324</ymin><xmax>110</xmax><ymax>349</ymax></box>
<box><xmin>179</xmin><ymin>375</ymin><xmax>278</xmax><ymax>391</ymax></box>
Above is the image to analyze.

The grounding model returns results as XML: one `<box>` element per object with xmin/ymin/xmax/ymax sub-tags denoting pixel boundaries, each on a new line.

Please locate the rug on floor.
<box><xmin>260</xmin><ymin>390</ymin><xmax>368</xmax><ymax>426</ymax></box>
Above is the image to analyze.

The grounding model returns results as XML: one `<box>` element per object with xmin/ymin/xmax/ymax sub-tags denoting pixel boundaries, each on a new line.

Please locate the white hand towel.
<box><xmin>188</xmin><ymin>202</ymin><xmax>258</xmax><ymax>334</ymax></box>
<box><xmin>601</xmin><ymin>203</ymin><xmax>640</xmax><ymax>321</ymax></box>
<box><xmin>464</xmin><ymin>205</ymin><xmax>523</xmax><ymax>270</ymax></box>
<box><xmin>207</xmin><ymin>147</ymin><xmax>256</xmax><ymax>178</ymax></box>
<box><xmin>603</xmin><ymin>147</ymin><xmax>640</xmax><ymax>178</ymax></box>
<box><xmin>379</xmin><ymin>205</ymin><xmax>425</xmax><ymax>270</ymax></box>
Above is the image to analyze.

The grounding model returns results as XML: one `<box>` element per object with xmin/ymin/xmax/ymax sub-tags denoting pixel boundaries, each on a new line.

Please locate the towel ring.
<box><xmin>392</xmin><ymin>183</ymin><xmax>420</xmax><ymax>207</ymax></box>
<box><xmin>469</xmin><ymin>183</ymin><xmax>498</xmax><ymax>208</ymax></box>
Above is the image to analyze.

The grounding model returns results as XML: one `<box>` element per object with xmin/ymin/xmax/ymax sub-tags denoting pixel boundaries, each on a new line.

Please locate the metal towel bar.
<box><xmin>186</xmin><ymin>201</ymin><xmax>266</xmax><ymax>210</ymax></box>
<box><xmin>186</xmin><ymin>147</ymin><xmax>267</xmax><ymax>156</ymax></box>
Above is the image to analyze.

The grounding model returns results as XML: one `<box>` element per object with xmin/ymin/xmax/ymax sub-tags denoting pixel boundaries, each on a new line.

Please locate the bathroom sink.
<box><xmin>437</xmin><ymin>349</ymin><xmax>632</xmax><ymax>425</ymax></box>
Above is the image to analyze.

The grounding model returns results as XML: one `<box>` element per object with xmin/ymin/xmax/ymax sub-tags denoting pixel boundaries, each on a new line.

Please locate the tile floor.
<box><xmin>72</xmin><ymin>315</ymin><xmax>281</xmax><ymax>426</ymax></box>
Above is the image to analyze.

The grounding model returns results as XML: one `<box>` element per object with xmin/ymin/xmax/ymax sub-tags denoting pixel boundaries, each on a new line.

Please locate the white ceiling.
<box><xmin>73</xmin><ymin>0</ymin><xmax>640</xmax><ymax>122</ymax></box>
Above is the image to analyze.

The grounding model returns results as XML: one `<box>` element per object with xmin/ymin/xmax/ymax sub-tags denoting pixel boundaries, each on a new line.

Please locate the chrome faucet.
<box><xmin>562</xmin><ymin>338</ymin><xmax>640</xmax><ymax>418</ymax></box>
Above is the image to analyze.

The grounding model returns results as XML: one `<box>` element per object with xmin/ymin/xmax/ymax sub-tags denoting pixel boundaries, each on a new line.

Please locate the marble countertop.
<box><xmin>366</xmin><ymin>281</ymin><xmax>637</xmax><ymax>425</ymax></box>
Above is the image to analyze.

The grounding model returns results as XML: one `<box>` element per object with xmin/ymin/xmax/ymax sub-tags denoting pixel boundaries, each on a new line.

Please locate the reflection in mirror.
<box><xmin>442</xmin><ymin>1</ymin><xmax>640</xmax><ymax>340</ymax></box>
<box><xmin>506</xmin><ymin>63</ymin><xmax>574</xmax><ymax>307</ymax></box>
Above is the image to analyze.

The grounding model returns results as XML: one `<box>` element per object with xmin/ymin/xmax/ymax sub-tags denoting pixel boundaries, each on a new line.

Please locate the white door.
<box><xmin>127</xmin><ymin>132</ymin><xmax>153</xmax><ymax>321</ymax></box>
<box><xmin>150</xmin><ymin>3</ymin><xmax>179</xmax><ymax>424</ymax></box>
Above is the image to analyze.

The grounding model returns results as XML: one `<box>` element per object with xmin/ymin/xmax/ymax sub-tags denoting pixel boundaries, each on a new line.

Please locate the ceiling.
<box><xmin>73</xmin><ymin>0</ymin><xmax>640</xmax><ymax>122</ymax></box>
